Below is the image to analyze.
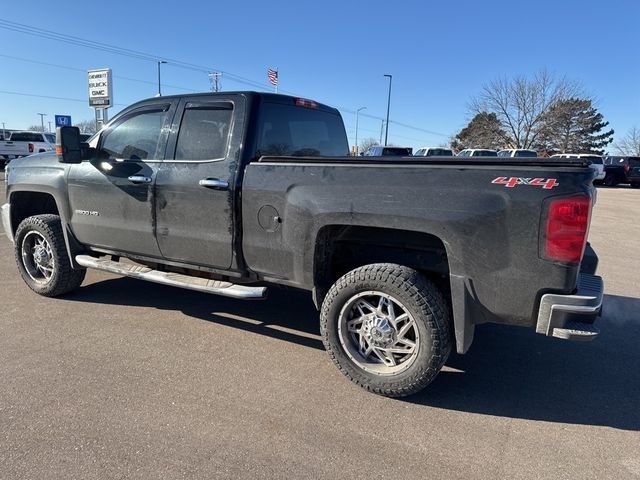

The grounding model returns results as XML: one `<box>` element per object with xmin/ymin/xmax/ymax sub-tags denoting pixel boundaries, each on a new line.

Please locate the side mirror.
<box><xmin>56</xmin><ymin>126</ymin><xmax>83</xmax><ymax>164</ymax></box>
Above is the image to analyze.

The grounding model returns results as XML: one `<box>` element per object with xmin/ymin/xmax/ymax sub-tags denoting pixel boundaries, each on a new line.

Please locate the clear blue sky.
<box><xmin>0</xmin><ymin>0</ymin><xmax>638</xmax><ymax>150</ymax></box>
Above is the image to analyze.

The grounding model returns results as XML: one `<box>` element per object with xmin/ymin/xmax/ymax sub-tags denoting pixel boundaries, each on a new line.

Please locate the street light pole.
<box><xmin>48</xmin><ymin>121</ymin><xmax>52</xmax><ymax>133</ymax></box>
<box><xmin>383</xmin><ymin>74</ymin><xmax>392</xmax><ymax>146</ymax></box>
<box><xmin>157</xmin><ymin>60</ymin><xmax>167</xmax><ymax>96</ymax></box>
<box><xmin>37</xmin><ymin>113</ymin><xmax>46</xmax><ymax>133</ymax></box>
<box><xmin>355</xmin><ymin>106</ymin><xmax>367</xmax><ymax>155</ymax></box>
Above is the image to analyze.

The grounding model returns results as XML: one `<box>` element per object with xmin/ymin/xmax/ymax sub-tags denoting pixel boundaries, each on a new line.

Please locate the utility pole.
<box><xmin>48</xmin><ymin>121</ymin><xmax>52</xmax><ymax>133</ymax></box>
<box><xmin>37</xmin><ymin>113</ymin><xmax>46</xmax><ymax>133</ymax></box>
<box><xmin>2</xmin><ymin>122</ymin><xmax>5</xmax><ymax>140</ymax></box>
<box><xmin>355</xmin><ymin>107</ymin><xmax>367</xmax><ymax>155</ymax></box>
<box><xmin>157</xmin><ymin>60</ymin><xmax>167</xmax><ymax>96</ymax></box>
<box><xmin>379</xmin><ymin>120</ymin><xmax>384</xmax><ymax>144</ymax></box>
<box><xmin>383</xmin><ymin>74</ymin><xmax>392</xmax><ymax>146</ymax></box>
<box><xmin>208</xmin><ymin>72</ymin><xmax>222</xmax><ymax>92</ymax></box>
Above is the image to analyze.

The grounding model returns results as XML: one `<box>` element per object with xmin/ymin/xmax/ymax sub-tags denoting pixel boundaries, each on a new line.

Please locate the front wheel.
<box><xmin>320</xmin><ymin>264</ymin><xmax>452</xmax><ymax>397</ymax></box>
<box><xmin>14</xmin><ymin>214</ymin><xmax>86</xmax><ymax>297</ymax></box>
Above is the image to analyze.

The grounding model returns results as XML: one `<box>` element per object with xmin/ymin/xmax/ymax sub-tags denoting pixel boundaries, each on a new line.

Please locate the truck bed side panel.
<box><xmin>242</xmin><ymin>160</ymin><xmax>595</xmax><ymax>328</ymax></box>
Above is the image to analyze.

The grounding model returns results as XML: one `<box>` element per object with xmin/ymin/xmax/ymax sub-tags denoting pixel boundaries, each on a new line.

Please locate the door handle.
<box><xmin>199</xmin><ymin>178</ymin><xmax>229</xmax><ymax>190</ymax></box>
<box><xmin>127</xmin><ymin>175</ymin><xmax>152</xmax><ymax>184</ymax></box>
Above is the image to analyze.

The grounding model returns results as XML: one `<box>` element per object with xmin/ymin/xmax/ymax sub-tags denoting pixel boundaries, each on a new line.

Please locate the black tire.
<box><xmin>14</xmin><ymin>214</ymin><xmax>86</xmax><ymax>297</ymax></box>
<box><xmin>631</xmin><ymin>182</ymin><xmax>640</xmax><ymax>189</ymax></box>
<box><xmin>320</xmin><ymin>263</ymin><xmax>452</xmax><ymax>397</ymax></box>
<box><xmin>603</xmin><ymin>174</ymin><xmax>618</xmax><ymax>187</ymax></box>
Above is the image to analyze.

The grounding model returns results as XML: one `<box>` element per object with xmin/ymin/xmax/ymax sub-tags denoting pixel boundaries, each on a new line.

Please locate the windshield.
<box><xmin>514</xmin><ymin>150</ymin><xmax>537</xmax><ymax>158</ymax></box>
<box><xmin>426</xmin><ymin>148</ymin><xmax>452</xmax><ymax>156</ymax></box>
<box><xmin>472</xmin><ymin>150</ymin><xmax>498</xmax><ymax>157</ymax></box>
<box><xmin>44</xmin><ymin>133</ymin><xmax>55</xmax><ymax>144</ymax></box>
<box><xmin>382</xmin><ymin>147</ymin><xmax>411</xmax><ymax>156</ymax></box>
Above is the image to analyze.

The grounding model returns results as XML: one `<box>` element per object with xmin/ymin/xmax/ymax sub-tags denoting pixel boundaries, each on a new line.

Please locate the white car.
<box><xmin>0</xmin><ymin>131</ymin><xmax>55</xmax><ymax>161</ymax></box>
<box><xmin>498</xmin><ymin>149</ymin><xmax>538</xmax><ymax>158</ymax></box>
<box><xmin>550</xmin><ymin>153</ymin><xmax>605</xmax><ymax>181</ymax></box>
<box><xmin>414</xmin><ymin>147</ymin><xmax>454</xmax><ymax>157</ymax></box>
<box><xmin>457</xmin><ymin>149</ymin><xmax>498</xmax><ymax>157</ymax></box>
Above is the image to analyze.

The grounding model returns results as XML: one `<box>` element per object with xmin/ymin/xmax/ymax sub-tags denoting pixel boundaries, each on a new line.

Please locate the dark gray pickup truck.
<box><xmin>1</xmin><ymin>92</ymin><xmax>604</xmax><ymax>397</ymax></box>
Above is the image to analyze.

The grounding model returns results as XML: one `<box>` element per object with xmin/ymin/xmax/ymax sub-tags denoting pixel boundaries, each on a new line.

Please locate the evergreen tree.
<box><xmin>452</xmin><ymin>112</ymin><xmax>506</xmax><ymax>151</ymax></box>
<box><xmin>537</xmin><ymin>98</ymin><xmax>614</xmax><ymax>154</ymax></box>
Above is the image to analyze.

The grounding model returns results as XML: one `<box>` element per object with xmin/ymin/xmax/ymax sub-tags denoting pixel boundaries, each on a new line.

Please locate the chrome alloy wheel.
<box><xmin>21</xmin><ymin>231</ymin><xmax>55</xmax><ymax>284</ymax></box>
<box><xmin>338</xmin><ymin>291</ymin><xmax>420</xmax><ymax>375</ymax></box>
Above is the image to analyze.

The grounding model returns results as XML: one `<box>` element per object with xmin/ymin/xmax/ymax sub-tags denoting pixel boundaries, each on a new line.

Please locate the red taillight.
<box><xmin>28</xmin><ymin>143</ymin><xmax>35</xmax><ymax>153</ymax></box>
<box><xmin>624</xmin><ymin>163</ymin><xmax>630</xmax><ymax>173</ymax></box>
<box><xmin>544</xmin><ymin>195</ymin><xmax>592</xmax><ymax>264</ymax></box>
<box><xmin>295</xmin><ymin>97</ymin><xmax>318</xmax><ymax>109</ymax></box>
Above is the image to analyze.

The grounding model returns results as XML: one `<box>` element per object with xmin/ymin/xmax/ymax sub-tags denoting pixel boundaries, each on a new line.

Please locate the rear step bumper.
<box><xmin>536</xmin><ymin>273</ymin><xmax>604</xmax><ymax>341</ymax></box>
<box><xmin>75</xmin><ymin>255</ymin><xmax>267</xmax><ymax>300</ymax></box>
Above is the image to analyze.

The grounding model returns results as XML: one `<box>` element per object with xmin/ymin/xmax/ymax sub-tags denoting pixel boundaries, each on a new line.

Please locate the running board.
<box><xmin>75</xmin><ymin>255</ymin><xmax>267</xmax><ymax>300</ymax></box>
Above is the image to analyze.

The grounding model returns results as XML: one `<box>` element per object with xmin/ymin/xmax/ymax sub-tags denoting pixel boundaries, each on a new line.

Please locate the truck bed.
<box><xmin>241</xmin><ymin>155</ymin><xmax>596</xmax><ymax>334</ymax></box>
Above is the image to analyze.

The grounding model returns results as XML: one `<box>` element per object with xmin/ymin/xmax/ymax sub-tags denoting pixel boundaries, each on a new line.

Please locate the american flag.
<box><xmin>267</xmin><ymin>68</ymin><xmax>278</xmax><ymax>86</ymax></box>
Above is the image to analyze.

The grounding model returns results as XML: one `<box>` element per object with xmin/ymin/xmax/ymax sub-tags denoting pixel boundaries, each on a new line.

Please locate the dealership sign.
<box><xmin>88</xmin><ymin>68</ymin><xmax>113</xmax><ymax>107</ymax></box>
<box><xmin>54</xmin><ymin>115</ymin><xmax>72</xmax><ymax>127</ymax></box>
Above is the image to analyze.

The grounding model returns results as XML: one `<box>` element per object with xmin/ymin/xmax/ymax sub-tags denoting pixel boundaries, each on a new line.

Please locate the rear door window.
<box><xmin>174</xmin><ymin>104</ymin><xmax>233</xmax><ymax>161</ymax></box>
<box><xmin>257</xmin><ymin>102</ymin><xmax>349</xmax><ymax>157</ymax></box>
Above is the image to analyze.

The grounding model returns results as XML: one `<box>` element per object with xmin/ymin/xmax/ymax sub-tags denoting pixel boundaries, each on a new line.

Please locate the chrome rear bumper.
<box><xmin>536</xmin><ymin>273</ymin><xmax>604</xmax><ymax>341</ymax></box>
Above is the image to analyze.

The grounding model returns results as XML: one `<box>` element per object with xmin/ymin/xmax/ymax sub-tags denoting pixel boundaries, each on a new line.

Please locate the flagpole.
<box><xmin>275</xmin><ymin>67</ymin><xmax>278</xmax><ymax>94</ymax></box>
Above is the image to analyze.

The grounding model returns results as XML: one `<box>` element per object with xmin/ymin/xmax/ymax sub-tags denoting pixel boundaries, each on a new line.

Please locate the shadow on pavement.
<box><xmin>66</xmin><ymin>279</ymin><xmax>639</xmax><ymax>430</ymax></box>
<box><xmin>65</xmin><ymin>277</ymin><xmax>325</xmax><ymax>350</ymax></box>
<box><xmin>414</xmin><ymin>293</ymin><xmax>640</xmax><ymax>431</ymax></box>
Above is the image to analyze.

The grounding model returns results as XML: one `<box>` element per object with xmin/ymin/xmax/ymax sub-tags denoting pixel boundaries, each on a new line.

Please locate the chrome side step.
<box><xmin>75</xmin><ymin>255</ymin><xmax>267</xmax><ymax>300</ymax></box>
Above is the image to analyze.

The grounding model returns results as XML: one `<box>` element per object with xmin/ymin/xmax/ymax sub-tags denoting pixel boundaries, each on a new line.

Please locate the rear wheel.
<box><xmin>14</xmin><ymin>215</ymin><xmax>85</xmax><ymax>297</ymax></box>
<box><xmin>603</xmin><ymin>174</ymin><xmax>618</xmax><ymax>187</ymax></box>
<box><xmin>320</xmin><ymin>263</ymin><xmax>452</xmax><ymax>397</ymax></box>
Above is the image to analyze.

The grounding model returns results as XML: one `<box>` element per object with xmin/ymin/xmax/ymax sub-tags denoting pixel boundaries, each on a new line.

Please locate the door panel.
<box><xmin>67</xmin><ymin>103</ymin><xmax>174</xmax><ymax>256</ymax></box>
<box><xmin>155</xmin><ymin>96</ymin><xmax>244</xmax><ymax>268</ymax></box>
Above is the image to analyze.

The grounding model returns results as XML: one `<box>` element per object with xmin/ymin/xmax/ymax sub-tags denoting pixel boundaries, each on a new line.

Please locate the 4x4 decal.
<box><xmin>492</xmin><ymin>177</ymin><xmax>559</xmax><ymax>189</ymax></box>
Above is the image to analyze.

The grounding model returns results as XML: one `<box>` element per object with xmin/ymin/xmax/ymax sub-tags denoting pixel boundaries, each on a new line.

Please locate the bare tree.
<box><xmin>359</xmin><ymin>137</ymin><xmax>379</xmax><ymax>155</ymax></box>
<box><xmin>613</xmin><ymin>126</ymin><xmax>640</xmax><ymax>156</ymax></box>
<box><xmin>470</xmin><ymin>70</ymin><xmax>582</xmax><ymax>149</ymax></box>
<box><xmin>75</xmin><ymin>119</ymin><xmax>98</xmax><ymax>134</ymax></box>
<box><xmin>28</xmin><ymin>125</ymin><xmax>44</xmax><ymax>132</ymax></box>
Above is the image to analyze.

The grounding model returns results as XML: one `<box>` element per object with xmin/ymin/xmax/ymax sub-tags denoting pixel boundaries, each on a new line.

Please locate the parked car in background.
<box><xmin>498</xmin><ymin>149</ymin><xmax>538</xmax><ymax>158</ymax></box>
<box><xmin>363</xmin><ymin>146</ymin><xmax>412</xmax><ymax>156</ymax></box>
<box><xmin>602</xmin><ymin>156</ymin><xmax>640</xmax><ymax>187</ymax></box>
<box><xmin>457</xmin><ymin>149</ymin><xmax>498</xmax><ymax>157</ymax></box>
<box><xmin>0</xmin><ymin>131</ymin><xmax>55</xmax><ymax>164</ymax></box>
<box><xmin>413</xmin><ymin>147</ymin><xmax>453</xmax><ymax>157</ymax></box>
<box><xmin>551</xmin><ymin>154</ymin><xmax>605</xmax><ymax>182</ymax></box>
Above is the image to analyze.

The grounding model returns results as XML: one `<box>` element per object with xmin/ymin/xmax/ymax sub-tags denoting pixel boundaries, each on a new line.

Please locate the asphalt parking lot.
<box><xmin>0</xmin><ymin>170</ymin><xmax>638</xmax><ymax>479</ymax></box>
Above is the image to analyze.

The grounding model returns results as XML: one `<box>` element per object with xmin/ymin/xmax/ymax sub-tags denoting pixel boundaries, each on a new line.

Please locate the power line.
<box><xmin>0</xmin><ymin>18</ymin><xmax>451</xmax><ymax>138</ymax></box>
<box><xmin>0</xmin><ymin>19</ymin><xmax>272</xmax><ymax>91</ymax></box>
<box><xmin>0</xmin><ymin>54</ymin><xmax>199</xmax><ymax>93</ymax></box>
<box><xmin>0</xmin><ymin>89</ymin><xmax>127</xmax><ymax>107</ymax></box>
